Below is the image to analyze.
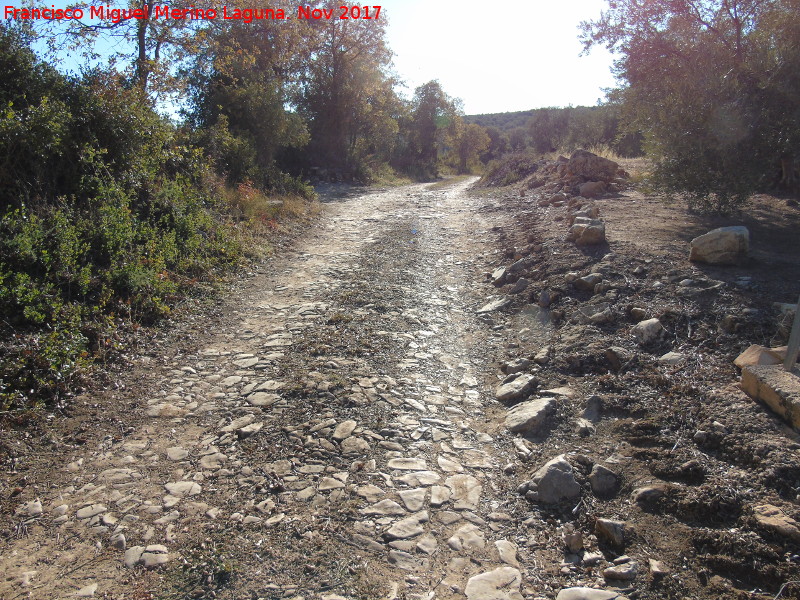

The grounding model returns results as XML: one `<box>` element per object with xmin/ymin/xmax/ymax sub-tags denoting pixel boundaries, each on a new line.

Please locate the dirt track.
<box><xmin>1</xmin><ymin>178</ymin><xmax>534</xmax><ymax>600</ymax></box>
<box><xmin>2</xmin><ymin>178</ymin><xmax>800</xmax><ymax>600</ymax></box>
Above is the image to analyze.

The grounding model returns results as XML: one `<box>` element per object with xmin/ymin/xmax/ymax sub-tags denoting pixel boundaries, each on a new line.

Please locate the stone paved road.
<box><xmin>2</xmin><ymin>179</ymin><xmax>533</xmax><ymax>600</ymax></box>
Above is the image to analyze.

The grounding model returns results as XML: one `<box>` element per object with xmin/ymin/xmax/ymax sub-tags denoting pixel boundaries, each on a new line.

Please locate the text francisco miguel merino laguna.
<box><xmin>4</xmin><ymin>4</ymin><xmax>382</xmax><ymax>22</ymax></box>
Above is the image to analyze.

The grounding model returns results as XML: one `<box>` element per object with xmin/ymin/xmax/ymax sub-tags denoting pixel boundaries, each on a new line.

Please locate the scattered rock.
<box><xmin>575</xmin><ymin>273</ymin><xmax>603</xmax><ymax>291</ymax></box>
<box><xmin>603</xmin><ymin>561</ymin><xmax>638</xmax><ymax>581</ymax></box>
<box><xmin>387</xmin><ymin>458</ymin><xmax>428</xmax><ymax>471</ymax></box>
<box><xmin>75</xmin><ymin>583</ymin><xmax>98</xmax><ymax>597</ymax></box>
<box><xmin>166</xmin><ymin>447</ymin><xmax>189</xmax><ymax>461</ymax></box>
<box><xmin>501</xmin><ymin>358</ymin><xmax>532</xmax><ymax>374</ymax></box>
<box><xmin>632</xmin><ymin>485</ymin><xmax>668</xmax><ymax>506</ymax></box>
<box><xmin>632</xmin><ymin>318</ymin><xmax>663</xmax><ymax>345</ymax></box>
<box><xmin>753</xmin><ymin>504</ymin><xmax>800</xmax><ymax>542</ymax></box>
<box><xmin>398</xmin><ymin>488</ymin><xmax>426</xmax><ymax>512</ymax></box>
<box><xmin>318</xmin><ymin>477</ymin><xmax>345</xmax><ymax>491</ymax></box>
<box><xmin>595</xmin><ymin>518</ymin><xmax>627</xmax><ymax>548</ymax></box>
<box><xmin>164</xmin><ymin>481</ymin><xmax>201</xmax><ymax>498</ymax></box>
<box><xmin>445</xmin><ymin>474</ymin><xmax>483</xmax><ymax>510</ymax></box>
<box><xmin>384</xmin><ymin>511</ymin><xmax>429</xmax><ymax>540</ymax></box>
<box><xmin>430</xmin><ymin>485</ymin><xmax>451</xmax><ymax>507</ymax></box>
<box><xmin>237</xmin><ymin>422</ymin><xmax>263</xmax><ymax>438</ymax></box>
<box><xmin>495</xmin><ymin>374</ymin><xmax>537</xmax><ymax>403</ymax></box>
<box><xmin>556</xmin><ymin>588</ymin><xmax>629</xmax><ymax>600</ymax></box>
<box><xmin>734</xmin><ymin>345</ymin><xmax>786</xmax><ymax>369</ymax></box>
<box><xmin>220</xmin><ymin>415</ymin><xmax>254</xmax><ymax>433</ymax></box>
<box><xmin>437</xmin><ymin>455</ymin><xmax>464</xmax><ymax>473</ymax></box>
<box><xmin>589</xmin><ymin>465</ymin><xmax>621</xmax><ymax>498</ymax></box>
<box><xmin>388</xmin><ymin>549</ymin><xmax>426</xmax><ymax>571</ymax></box>
<box><xmin>140</xmin><ymin>545</ymin><xmax>170</xmax><ymax>568</ymax></box>
<box><xmin>477</xmin><ymin>297</ymin><xmax>512</xmax><ymax>314</ymax></box>
<box><xmin>659</xmin><ymin>351</ymin><xmax>685</xmax><ymax>365</ymax></box>
<box><xmin>605</xmin><ymin>346</ymin><xmax>629</xmax><ymax>371</ymax></box>
<box><xmin>17</xmin><ymin>499</ymin><xmax>43</xmax><ymax>518</ymax></box>
<box><xmin>689</xmin><ymin>226</ymin><xmax>749</xmax><ymax>265</ymax></box>
<box><xmin>247</xmin><ymin>392</ymin><xmax>279</xmax><ymax>407</ymax></box>
<box><xmin>522</xmin><ymin>455</ymin><xmax>581</xmax><ymax>504</ymax></box>
<box><xmin>495</xmin><ymin>540</ymin><xmax>520</xmax><ymax>567</ymax></box>
<box><xmin>649</xmin><ymin>559</ymin><xmax>670</xmax><ymax>577</ymax></box>
<box><xmin>124</xmin><ymin>546</ymin><xmax>145</xmax><ymax>568</ymax></box>
<box><xmin>562</xmin><ymin>524</ymin><xmax>583</xmax><ymax>553</ymax></box>
<box><xmin>579</xmin><ymin>181</ymin><xmax>606</xmax><ymax>198</ymax></box>
<box><xmin>492</xmin><ymin>267</ymin><xmax>508</xmax><ymax>286</ymax></box>
<box><xmin>509</xmin><ymin>278</ymin><xmax>530</xmax><ymax>294</ymax></box>
<box><xmin>341</xmin><ymin>436</ymin><xmax>370</xmax><ymax>455</ymax></box>
<box><xmin>146</xmin><ymin>403</ymin><xmax>187</xmax><ymax>418</ymax></box>
<box><xmin>568</xmin><ymin>219</ymin><xmax>606</xmax><ymax>246</ymax></box>
<box><xmin>448</xmin><ymin>523</ymin><xmax>486</xmax><ymax>551</ymax></box>
<box><xmin>76</xmin><ymin>504</ymin><xmax>107</xmax><ymax>519</ymax></box>
<box><xmin>534</xmin><ymin>346</ymin><xmax>551</xmax><ymax>364</ymax></box>
<box><xmin>362</xmin><ymin>499</ymin><xmax>406</xmax><ymax>516</ymax></box>
<box><xmin>332</xmin><ymin>420</ymin><xmax>357</xmax><ymax>441</ymax></box>
<box><xmin>200</xmin><ymin>452</ymin><xmax>227</xmax><ymax>470</ymax></box>
<box><xmin>504</xmin><ymin>397</ymin><xmax>554</xmax><ymax>434</ymax></box>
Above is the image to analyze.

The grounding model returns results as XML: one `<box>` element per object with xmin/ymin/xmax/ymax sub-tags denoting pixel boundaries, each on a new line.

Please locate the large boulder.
<box><xmin>689</xmin><ymin>226</ymin><xmax>749</xmax><ymax>265</ymax></box>
<box><xmin>567</xmin><ymin>150</ymin><xmax>620</xmax><ymax>182</ymax></box>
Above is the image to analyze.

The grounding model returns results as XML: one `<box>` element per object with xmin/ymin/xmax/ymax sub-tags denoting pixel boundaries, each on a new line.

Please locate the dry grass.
<box><xmin>217</xmin><ymin>181</ymin><xmax>321</xmax><ymax>260</ymax></box>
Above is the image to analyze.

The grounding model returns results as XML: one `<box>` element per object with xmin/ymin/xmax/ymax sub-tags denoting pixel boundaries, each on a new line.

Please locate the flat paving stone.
<box><xmin>465</xmin><ymin>567</ymin><xmax>524</xmax><ymax>600</ymax></box>
<box><xmin>384</xmin><ymin>511</ymin><xmax>429</xmax><ymax>540</ymax></box>
<box><xmin>164</xmin><ymin>482</ymin><xmax>201</xmax><ymax>497</ymax></box>
<box><xmin>445</xmin><ymin>474</ymin><xmax>482</xmax><ymax>510</ymax></box>
<box><xmin>361</xmin><ymin>499</ymin><xmax>406</xmax><ymax>516</ymax></box>
<box><xmin>387</xmin><ymin>458</ymin><xmax>428</xmax><ymax>470</ymax></box>
<box><xmin>398</xmin><ymin>488</ymin><xmax>426</xmax><ymax>511</ymax></box>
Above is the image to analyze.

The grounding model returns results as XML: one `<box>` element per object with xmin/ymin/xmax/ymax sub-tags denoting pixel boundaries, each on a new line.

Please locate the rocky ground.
<box><xmin>1</xmin><ymin>175</ymin><xmax>800</xmax><ymax>600</ymax></box>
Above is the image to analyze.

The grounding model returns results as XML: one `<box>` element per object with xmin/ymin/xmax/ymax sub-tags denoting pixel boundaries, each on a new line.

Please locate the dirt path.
<box><xmin>2</xmin><ymin>179</ymin><xmax>535</xmax><ymax>600</ymax></box>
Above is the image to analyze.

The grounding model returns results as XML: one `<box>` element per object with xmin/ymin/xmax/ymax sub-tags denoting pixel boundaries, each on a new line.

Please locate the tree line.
<box><xmin>467</xmin><ymin>104</ymin><xmax>644</xmax><ymax>162</ymax></box>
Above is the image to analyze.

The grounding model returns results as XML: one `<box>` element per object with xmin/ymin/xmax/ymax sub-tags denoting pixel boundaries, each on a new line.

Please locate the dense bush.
<box><xmin>583</xmin><ymin>0</ymin><xmax>800</xmax><ymax>210</ymax></box>
<box><xmin>0</xmin><ymin>26</ymin><xmax>242</xmax><ymax>410</ymax></box>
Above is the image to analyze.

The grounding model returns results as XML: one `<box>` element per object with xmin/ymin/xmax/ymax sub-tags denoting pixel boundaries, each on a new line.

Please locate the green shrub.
<box><xmin>0</xmin><ymin>25</ymin><xmax>244</xmax><ymax>410</ymax></box>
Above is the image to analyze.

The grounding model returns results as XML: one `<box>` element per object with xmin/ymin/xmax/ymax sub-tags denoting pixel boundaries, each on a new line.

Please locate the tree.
<box><xmin>32</xmin><ymin>0</ymin><xmax>211</xmax><ymax>97</ymax></box>
<box><xmin>480</xmin><ymin>126</ymin><xmax>509</xmax><ymax>163</ymax></box>
<box><xmin>297</xmin><ymin>7</ymin><xmax>397</xmax><ymax>177</ymax></box>
<box><xmin>187</xmin><ymin>12</ymin><xmax>309</xmax><ymax>187</ymax></box>
<box><xmin>582</xmin><ymin>0</ymin><xmax>800</xmax><ymax>209</ymax></box>
<box><xmin>455</xmin><ymin>123</ymin><xmax>491</xmax><ymax>174</ymax></box>
<box><xmin>407</xmin><ymin>80</ymin><xmax>461</xmax><ymax>178</ymax></box>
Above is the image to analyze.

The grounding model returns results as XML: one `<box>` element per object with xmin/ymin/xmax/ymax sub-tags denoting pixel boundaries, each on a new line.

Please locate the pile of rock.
<box><xmin>526</xmin><ymin>151</ymin><xmax>620</xmax><ymax>247</ymax></box>
<box><xmin>522</xmin><ymin>149</ymin><xmax>628</xmax><ymax>198</ymax></box>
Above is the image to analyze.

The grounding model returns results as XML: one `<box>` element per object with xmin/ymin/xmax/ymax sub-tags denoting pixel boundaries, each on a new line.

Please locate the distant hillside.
<box><xmin>466</xmin><ymin>105</ymin><xmax>643</xmax><ymax>158</ymax></box>
<box><xmin>465</xmin><ymin>110</ymin><xmax>535</xmax><ymax>133</ymax></box>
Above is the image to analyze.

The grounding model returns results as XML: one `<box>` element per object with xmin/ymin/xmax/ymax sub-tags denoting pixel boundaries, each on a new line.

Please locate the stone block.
<box><xmin>740</xmin><ymin>364</ymin><xmax>800</xmax><ymax>428</ymax></box>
